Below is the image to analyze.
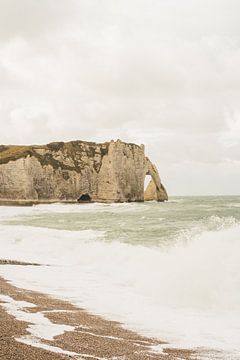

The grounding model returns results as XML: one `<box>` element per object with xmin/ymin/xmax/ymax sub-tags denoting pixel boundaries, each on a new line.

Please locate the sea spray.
<box><xmin>0</xmin><ymin>198</ymin><xmax>240</xmax><ymax>358</ymax></box>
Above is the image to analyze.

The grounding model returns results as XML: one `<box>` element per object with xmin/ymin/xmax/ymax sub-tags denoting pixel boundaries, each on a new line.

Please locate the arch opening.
<box><xmin>144</xmin><ymin>174</ymin><xmax>152</xmax><ymax>191</ymax></box>
<box><xmin>78</xmin><ymin>193</ymin><xmax>92</xmax><ymax>202</ymax></box>
<box><xmin>144</xmin><ymin>174</ymin><xmax>157</xmax><ymax>201</ymax></box>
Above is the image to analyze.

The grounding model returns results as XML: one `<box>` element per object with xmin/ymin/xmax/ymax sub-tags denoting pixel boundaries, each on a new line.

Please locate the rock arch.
<box><xmin>144</xmin><ymin>158</ymin><xmax>168</xmax><ymax>202</ymax></box>
<box><xmin>0</xmin><ymin>140</ymin><xmax>168</xmax><ymax>204</ymax></box>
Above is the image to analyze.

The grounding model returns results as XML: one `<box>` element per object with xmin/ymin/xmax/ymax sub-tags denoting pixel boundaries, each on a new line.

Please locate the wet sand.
<box><xmin>0</xmin><ymin>273</ymin><xmax>197</xmax><ymax>360</ymax></box>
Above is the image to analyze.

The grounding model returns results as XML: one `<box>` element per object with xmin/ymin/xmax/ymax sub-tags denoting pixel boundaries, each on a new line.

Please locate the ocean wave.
<box><xmin>0</xmin><ymin>222</ymin><xmax>240</xmax><ymax>357</ymax></box>
<box><xmin>225</xmin><ymin>203</ymin><xmax>240</xmax><ymax>208</ymax></box>
<box><xmin>206</xmin><ymin>215</ymin><xmax>238</xmax><ymax>229</ymax></box>
<box><xmin>0</xmin><ymin>202</ymin><xmax>148</xmax><ymax>222</ymax></box>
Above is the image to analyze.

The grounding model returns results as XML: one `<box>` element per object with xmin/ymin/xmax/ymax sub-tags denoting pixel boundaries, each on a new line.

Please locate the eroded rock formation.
<box><xmin>144</xmin><ymin>179</ymin><xmax>168</xmax><ymax>202</ymax></box>
<box><xmin>0</xmin><ymin>140</ymin><xmax>168</xmax><ymax>204</ymax></box>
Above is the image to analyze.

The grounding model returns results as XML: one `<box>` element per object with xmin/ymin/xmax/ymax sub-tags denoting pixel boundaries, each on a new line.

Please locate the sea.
<box><xmin>0</xmin><ymin>196</ymin><xmax>240</xmax><ymax>359</ymax></box>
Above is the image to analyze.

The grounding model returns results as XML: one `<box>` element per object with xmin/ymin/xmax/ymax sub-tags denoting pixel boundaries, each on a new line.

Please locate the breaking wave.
<box><xmin>0</xmin><ymin>216</ymin><xmax>240</xmax><ymax>357</ymax></box>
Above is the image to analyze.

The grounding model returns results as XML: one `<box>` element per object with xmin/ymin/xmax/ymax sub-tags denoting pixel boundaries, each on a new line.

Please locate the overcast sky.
<box><xmin>0</xmin><ymin>0</ymin><xmax>239</xmax><ymax>195</ymax></box>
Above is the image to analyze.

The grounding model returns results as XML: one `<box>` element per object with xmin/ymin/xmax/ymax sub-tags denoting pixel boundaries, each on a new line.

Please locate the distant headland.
<box><xmin>0</xmin><ymin>139</ymin><xmax>167</xmax><ymax>205</ymax></box>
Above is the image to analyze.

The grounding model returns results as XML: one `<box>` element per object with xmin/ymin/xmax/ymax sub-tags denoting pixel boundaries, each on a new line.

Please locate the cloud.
<box><xmin>0</xmin><ymin>0</ymin><xmax>77</xmax><ymax>41</ymax></box>
<box><xmin>0</xmin><ymin>0</ymin><xmax>239</xmax><ymax>194</ymax></box>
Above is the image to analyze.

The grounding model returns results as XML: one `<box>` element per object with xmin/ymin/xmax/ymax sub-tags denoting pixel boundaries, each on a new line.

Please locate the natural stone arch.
<box><xmin>144</xmin><ymin>158</ymin><xmax>168</xmax><ymax>202</ymax></box>
<box><xmin>0</xmin><ymin>140</ymin><xmax>168</xmax><ymax>204</ymax></box>
<box><xmin>144</xmin><ymin>178</ymin><xmax>156</xmax><ymax>201</ymax></box>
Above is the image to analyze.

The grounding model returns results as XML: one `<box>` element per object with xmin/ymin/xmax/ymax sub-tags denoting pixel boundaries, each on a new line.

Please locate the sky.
<box><xmin>0</xmin><ymin>0</ymin><xmax>240</xmax><ymax>195</ymax></box>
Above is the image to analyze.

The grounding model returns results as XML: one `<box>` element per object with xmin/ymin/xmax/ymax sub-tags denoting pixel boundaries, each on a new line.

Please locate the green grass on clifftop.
<box><xmin>0</xmin><ymin>145</ymin><xmax>40</xmax><ymax>165</ymax></box>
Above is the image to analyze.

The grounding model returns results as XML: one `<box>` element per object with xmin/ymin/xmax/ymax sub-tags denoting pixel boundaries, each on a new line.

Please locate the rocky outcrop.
<box><xmin>0</xmin><ymin>140</ymin><xmax>168</xmax><ymax>203</ymax></box>
<box><xmin>144</xmin><ymin>179</ymin><xmax>168</xmax><ymax>202</ymax></box>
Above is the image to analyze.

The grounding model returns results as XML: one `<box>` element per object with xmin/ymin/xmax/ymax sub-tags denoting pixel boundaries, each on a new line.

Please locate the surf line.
<box><xmin>0</xmin><ymin>294</ymin><xmax>106</xmax><ymax>360</ymax></box>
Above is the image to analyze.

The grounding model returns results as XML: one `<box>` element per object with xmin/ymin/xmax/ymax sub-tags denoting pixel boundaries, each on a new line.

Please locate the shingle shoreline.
<box><xmin>0</xmin><ymin>275</ymin><xmax>196</xmax><ymax>359</ymax></box>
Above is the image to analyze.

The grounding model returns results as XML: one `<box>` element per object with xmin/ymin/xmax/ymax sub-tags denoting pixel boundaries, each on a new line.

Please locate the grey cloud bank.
<box><xmin>0</xmin><ymin>0</ymin><xmax>239</xmax><ymax>195</ymax></box>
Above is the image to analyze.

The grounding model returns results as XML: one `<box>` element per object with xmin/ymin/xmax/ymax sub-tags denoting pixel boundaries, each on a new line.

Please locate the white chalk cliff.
<box><xmin>0</xmin><ymin>140</ymin><xmax>168</xmax><ymax>204</ymax></box>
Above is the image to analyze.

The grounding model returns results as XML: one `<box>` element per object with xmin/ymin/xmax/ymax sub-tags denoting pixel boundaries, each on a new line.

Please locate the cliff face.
<box><xmin>0</xmin><ymin>140</ymin><xmax>168</xmax><ymax>203</ymax></box>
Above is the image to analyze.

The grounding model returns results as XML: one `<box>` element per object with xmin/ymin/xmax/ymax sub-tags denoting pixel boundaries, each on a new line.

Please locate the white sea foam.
<box><xmin>0</xmin><ymin>204</ymin><xmax>240</xmax><ymax>359</ymax></box>
<box><xmin>226</xmin><ymin>203</ymin><xmax>240</xmax><ymax>208</ymax></box>
<box><xmin>0</xmin><ymin>293</ymin><xmax>107</xmax><ymax>359</ymax></box>
<box><xmin>0</xmin><ymin>294</ymin><xmax>74</xmax><ymax>341</ymax></box>
<box><xmin>0</xmin><ymin>225</ymin><xmax>104</xmax><ymax>265</ymax></box>
<box><xmin>0</xmin><ymin>202</ymin><xmax>146</xmax><ymax>222</ymax></box>
<box><xmin>0</xmin><ymin>294</ymin><xmax>77</xmax><ymax>356</ymax></box>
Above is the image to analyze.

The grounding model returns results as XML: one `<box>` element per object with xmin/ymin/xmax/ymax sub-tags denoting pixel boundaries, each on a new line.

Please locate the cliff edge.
<box><xmin>0</xmin><ymin>140</ymin><xmax>168</xmax><ymax>204</ymax></box>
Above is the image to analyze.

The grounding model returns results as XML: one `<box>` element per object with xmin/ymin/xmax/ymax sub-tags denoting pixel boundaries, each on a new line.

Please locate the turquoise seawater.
<box><xmin>0</xmin><ymin>196</ymin><xmax>240</xmax><ymax>359</ymax></box>
<box><xmin>3</xmin><ymin>196</ymin><xmax>240</xmax><ymax>246</ymax></box>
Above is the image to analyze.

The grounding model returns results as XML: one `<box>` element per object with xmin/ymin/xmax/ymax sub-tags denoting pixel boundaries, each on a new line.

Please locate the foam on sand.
<box><xmin>0</xmin><ymin>203</ymin><xmax>240</xmax><ymax>359</ymax></box>
<box><xmin>0</xmin><ymin>294</ymin><xmax>78</xmax><ymax>356</ymax></box>
<box><xmin>0</xmin><ymin>223</ymin><xmax>240</xmax><ymax>359</ymax></box>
